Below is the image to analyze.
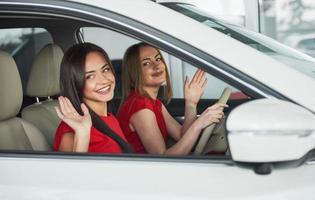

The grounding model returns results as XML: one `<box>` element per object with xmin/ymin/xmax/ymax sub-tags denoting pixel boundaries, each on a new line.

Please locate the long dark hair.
<box><xmin>60</xmin><ymin>42</ymin><xmax>132</xmax><ymax>153</ymax></box>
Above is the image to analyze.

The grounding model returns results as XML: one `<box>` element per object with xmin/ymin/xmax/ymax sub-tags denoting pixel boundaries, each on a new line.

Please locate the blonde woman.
<box><xmin>117</xmin><ymin>42</ymin><xmax>226</xmax><ymax>155</ymax></box>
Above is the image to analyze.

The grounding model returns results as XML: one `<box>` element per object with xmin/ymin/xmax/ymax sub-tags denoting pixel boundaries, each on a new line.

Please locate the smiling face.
<box><xmin>121</xmin><ymin>43</ymin><xmax>173</xmax><ymax>102</ymax></box>
<box><xmin>82</xmin><ymin>51</ymin><xmax>115</xmax><ymax>109</ymax></box>
<box><xmin>139</xmin><ymin>45</ymin><xmax>166</xmax><ymax>88</ymax></box>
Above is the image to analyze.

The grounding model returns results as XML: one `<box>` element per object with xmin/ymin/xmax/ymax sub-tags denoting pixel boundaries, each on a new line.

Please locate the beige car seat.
<box><xmin>22</xmin><ymin>44</ymin><xmax>63</xmax><ymax>147</ymax></box>
<box><xmin>0</xmin><ymin>50</ymin><xmax>50</xmax><ymax>150</ymax></box>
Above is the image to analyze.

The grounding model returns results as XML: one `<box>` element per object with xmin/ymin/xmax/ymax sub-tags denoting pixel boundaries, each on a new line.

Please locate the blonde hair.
<box><xmin>121</xmin><ymin>42</ymin><xmax>172</xmax><ymax>104</ymax></box>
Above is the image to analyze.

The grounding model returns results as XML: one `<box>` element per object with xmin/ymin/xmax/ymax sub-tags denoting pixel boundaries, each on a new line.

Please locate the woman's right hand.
<box><xmin>184</xmin><ymin>69</ymin><xmax>207</xmax><ymax>106</ymax></box>
<box><xmin>195</xmin><ymin>103</ymin><xmax>227</xmax><ymax>130</ymax></box>
<box><xmin>55</xmin><ymin>96</ymin><xmax>92</xmax><ymax>134</ymax></box>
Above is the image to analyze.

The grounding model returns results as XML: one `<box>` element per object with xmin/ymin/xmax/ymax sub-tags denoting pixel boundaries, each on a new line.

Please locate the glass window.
<box><xmin>0</xmin><ymin>28</ymin><xmax>53</xmax><ymax>91</ymax></box>
<box><xmin>0</xmin><ymin>28</ymin><xmax>52</xmax><ymax>55</ymax></box>
<box><xmin>259</xmin><ymin>0</ymin><xmax>315</xmax><ymax>59</ymax></box>
<box><xmin>181</xmin><ymin>62</ymin><xmax>241</xmax><ymax>99</ymax></box>
<box><xmin>80</xmin><ymin>27</ymin><xmax>243</xmax><ymax>99</ymax></box>
<box><xmin>162</xmin><ymin>3</ymin><xmax>315</xmax><ymax>80</ymax></box>
<box><xmin>80</xmin><ymin>27</ymin><xmax>139</xmax><ymax>60</ymax></box>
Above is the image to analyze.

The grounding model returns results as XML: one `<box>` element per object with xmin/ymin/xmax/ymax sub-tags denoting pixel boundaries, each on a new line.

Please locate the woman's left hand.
<box><xmin>184</xmin><ymin>69</ymin><xmax>207</xmax><ymax>105</ymax></box>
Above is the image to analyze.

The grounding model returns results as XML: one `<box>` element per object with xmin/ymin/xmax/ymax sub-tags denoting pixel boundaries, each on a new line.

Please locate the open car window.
<box><xmin>80</xmin><ymin>27</ymin><xmax>248</xmax><ymax>100</ymax></box>
<box><xmin>0</xmin><ymin>18</ymin><xmax>255</xmax><ymax>158</ymax></box>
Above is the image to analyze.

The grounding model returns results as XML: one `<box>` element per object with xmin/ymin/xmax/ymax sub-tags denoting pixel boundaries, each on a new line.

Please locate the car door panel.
<box><xmin>1</xmin><ymin>156</ymin><xmax>315</xmax><ymax>199</ymax></box>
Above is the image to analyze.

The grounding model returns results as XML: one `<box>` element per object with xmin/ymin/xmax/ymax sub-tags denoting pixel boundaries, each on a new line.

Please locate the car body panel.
<box><xmin>1</xmin><ymin>156</ymin><xmax>315</xmax><ymax>200</ymax></box>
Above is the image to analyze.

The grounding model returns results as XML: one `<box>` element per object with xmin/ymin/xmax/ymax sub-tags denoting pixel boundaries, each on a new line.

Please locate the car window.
<box><xmin>0</xmin><ymin>28</ymin><xmax>53</xmax><ymax>91</ymax></box>
<box><xmin>182</xmin><ymin>62</ymin><xmax>244</xmax><ymax>99</ymax></box>
<box><xmin>80</xmin><ymin>27</ymin><xmax>244</xmax><ymax>100</ymax></box>
<box><xmin>80</xmin><ymin>27</ymin><xmax>139</xmax><ymax>60</ymax></box>
<box><xmin>0</xmin><ymin>8</ymin><xmax>253</xmax><ymax>158</ymax></box>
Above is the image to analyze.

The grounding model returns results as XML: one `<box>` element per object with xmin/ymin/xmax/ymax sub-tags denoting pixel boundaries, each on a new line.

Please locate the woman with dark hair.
<box><xmin>117</xmin><ymin>42</ymin><xmax>226</xmax><ymax>155</ymax></box>
<box><xmin>53</xmin><ymin>43</ymin><xmax>131</xmax><ymax>153</ymax></box>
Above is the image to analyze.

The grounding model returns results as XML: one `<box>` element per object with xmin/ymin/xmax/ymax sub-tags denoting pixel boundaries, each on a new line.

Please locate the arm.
<box><xmin>131</xmin><ymin>104</ymin><xmax>225</xmax><ymax>155</ymax></box>
<box><xmin>58</xmin><ymin>130</ymin><xmax>91</xmax><ymax>152</ymax></box>
<box><xmin>130</xmin><ymin>109</ymin><xmax>200</xmax><ymax>155</ymax></box>
<box><xmin>181</xmin><ymin>101</ymin><xmax>197</xmax><ymax>136</ymax></box>
<box><xmin>55</xmin><ymin>96</ymin><xmax>92</xmax><ymax>152</ymax></box>
<box><xmin>182</xmin><ymin>69</ymin><xmax>207</xmax><ymax>134</ymax></box>
<box><xmin>165</xmin><ymin>69</ymin><xmax>207</xmax><ymax>140</ymax></box>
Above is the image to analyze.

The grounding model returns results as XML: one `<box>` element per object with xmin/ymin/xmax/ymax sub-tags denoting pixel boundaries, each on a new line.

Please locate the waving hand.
<box><xmin>55</xmin><ymin>96</ymin><xmax>92</xmax><ymax>133</ymax></box>
<box><xmin>184</xmin><ymin>69</ymin><xmax>207</xmax><ymax>105</ymax></box>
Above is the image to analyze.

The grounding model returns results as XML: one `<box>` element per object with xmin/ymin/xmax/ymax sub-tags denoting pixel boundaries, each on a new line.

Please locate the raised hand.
<box><xmin>55</xmin><ymin>96</ymin><xmax>92</xmax><ymax>134</ymax></box>
<box><xmin>195</xmin><ymin>103</ymin><xmax>228</xmax><ymax>129</ymax></box>
<box><xmin>184</xmin><ymin>69</ymin><xmax>207</xmax><ymax>105</ymax></box>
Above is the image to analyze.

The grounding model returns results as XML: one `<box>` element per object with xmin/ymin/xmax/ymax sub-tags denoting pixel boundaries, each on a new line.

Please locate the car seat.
<box><xmin>0</xmin><ymin>50</ymin><xmax>50</xmax><ymax>150</ymax></box>
<box><xmin>21</xmin><ymin>44</ymin><xmax>63</xmax><ymax>147</ymax></box>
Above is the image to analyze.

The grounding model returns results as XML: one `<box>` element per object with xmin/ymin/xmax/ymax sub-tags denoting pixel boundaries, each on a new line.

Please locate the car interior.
<box><xmin>0</xmin><ymin>14</ymin><xmax>254</xmax><ymax>156</ymax></box>
<box><xmin>0</xmin><ymin>49</ymin><xmax>50</xmax><ymax>151</ymax></box>
<box><xmin>21</xmin><ymin>44</ymin><xmax>63</xmax><ymax>147</ymax></box>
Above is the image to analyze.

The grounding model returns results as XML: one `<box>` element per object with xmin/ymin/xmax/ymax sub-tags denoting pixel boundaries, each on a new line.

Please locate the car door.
<box><xmin>0</xmin><ymin>1</ymin><xmax>315</xmax><ymax>200</ymax></box>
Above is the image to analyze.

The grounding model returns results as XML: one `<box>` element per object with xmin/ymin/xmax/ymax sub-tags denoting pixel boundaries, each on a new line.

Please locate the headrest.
<box><xmin>0</xmin><ymin>50</ymin><xmax>23</xmax><ymax>120</ymax></box>
<box><xmin>26</xmin><ymin>44</ymin><xmax>63</xmax><ymax>97</ymax></box>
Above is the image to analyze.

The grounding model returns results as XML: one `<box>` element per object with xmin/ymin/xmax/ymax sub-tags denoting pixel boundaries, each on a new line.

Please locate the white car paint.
<box><xmin>1</xmin><ymin>157</ymin><xmax>315</xmax><ymax>200</ymax></box>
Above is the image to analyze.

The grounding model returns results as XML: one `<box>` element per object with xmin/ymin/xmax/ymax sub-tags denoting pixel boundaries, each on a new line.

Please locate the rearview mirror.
<box><xmin>227</xmin><ymin>99</ymin><xmax>315</xmax><ymax>166</ymax></box>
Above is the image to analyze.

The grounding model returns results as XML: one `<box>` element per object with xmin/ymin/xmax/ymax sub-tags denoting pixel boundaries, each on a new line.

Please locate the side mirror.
<box><xmin>226</xmin><ymin>99</ymin><xmax>315</xmax><ymax>173</ymax></box>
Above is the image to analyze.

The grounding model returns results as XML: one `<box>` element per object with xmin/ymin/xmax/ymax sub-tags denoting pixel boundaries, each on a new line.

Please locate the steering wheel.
<box><xmin>194</xmin><ymin>87</ymin><xmax>232</xmax><ymax>155</ymax></box>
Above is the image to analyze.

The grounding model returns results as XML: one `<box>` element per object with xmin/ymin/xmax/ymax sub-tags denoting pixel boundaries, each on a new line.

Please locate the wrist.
<box><xmin>191</xmin><ymin>119</ymin><xmax>203</xmax><ymax>133</ymax></box>
<box><xmin>75</xmin><ymin>128</ymin><xmax>91</xmax><ymax>138</ymax></box>
<box><xmin>185</xmin><ymin>100</ymin><xmax>197</xmax><ymax>108</ymax></box>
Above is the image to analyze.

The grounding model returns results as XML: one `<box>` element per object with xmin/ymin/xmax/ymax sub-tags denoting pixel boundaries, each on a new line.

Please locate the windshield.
<box><xmin>162</xmin><ymin>3</ymin><xmax>315</xmax><ymax>80</ymax></box>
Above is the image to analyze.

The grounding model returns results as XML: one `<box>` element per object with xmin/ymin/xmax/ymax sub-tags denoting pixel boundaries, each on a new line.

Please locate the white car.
<box><xmin>0</xmin><ymin>0</ymin><xmax>315</xmax><ymax>199</ymax></box>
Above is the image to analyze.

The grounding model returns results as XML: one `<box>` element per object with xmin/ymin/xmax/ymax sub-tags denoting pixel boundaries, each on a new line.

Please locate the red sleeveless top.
<box><xmin>117</xmin><ymin>91</ymin><xmax>168</xmax><ymax>153</ymax></box>
<box><xmin>53</xmin><ymin>113</ymin><xmax>127</xmax><ymax>153</ymax></box>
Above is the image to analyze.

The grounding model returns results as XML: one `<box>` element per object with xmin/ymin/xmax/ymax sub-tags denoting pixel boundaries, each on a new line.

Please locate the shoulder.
<box><xmin>121</xmin><ymin>92</ymin><xmax>155</xmax><ymax>114</ymax></box>
<box><xmin>130</xmin><ymin>108</ymin><xmax>157</xmax><ymax>125</ymax></box>
<box><xmin>134</xmin><ymin>95</ymin><xmax>155</xmax><ymax>109</ymax></box>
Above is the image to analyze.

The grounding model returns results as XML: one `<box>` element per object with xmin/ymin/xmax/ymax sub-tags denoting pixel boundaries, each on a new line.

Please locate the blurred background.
<box><xmin>188</xmin><ymin>0</ymin><xmax>315</xmax><ymax>58</ymax></box>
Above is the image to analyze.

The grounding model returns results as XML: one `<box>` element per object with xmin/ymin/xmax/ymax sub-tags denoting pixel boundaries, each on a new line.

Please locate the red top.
<box><xmin>53</xmin><ymin>113</ymin><xmax>127</xmax><ymax>153</ymax></box>
<box><xmin>117</xmin><ymin>91</ymin><xmax>168</xmax><ymax>153</ymax></box>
